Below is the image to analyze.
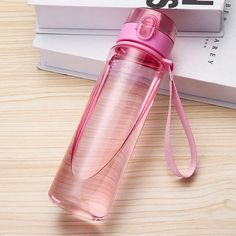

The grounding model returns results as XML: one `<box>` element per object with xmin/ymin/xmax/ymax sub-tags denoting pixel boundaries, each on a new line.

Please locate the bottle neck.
<box><xmin>115</xmin><ymin>40</ymin><xmax>172</xmax><ymax>73</ymax></box>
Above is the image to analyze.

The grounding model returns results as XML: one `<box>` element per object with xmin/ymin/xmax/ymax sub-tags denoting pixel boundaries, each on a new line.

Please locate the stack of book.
<box><xmin>29</xmin><ymin>0</ymin><xmax>236</xmax><ymax>109</ymax></box>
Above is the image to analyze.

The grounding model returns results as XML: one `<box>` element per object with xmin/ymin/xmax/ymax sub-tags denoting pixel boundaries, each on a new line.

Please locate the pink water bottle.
<box><xmin>49</xmin><ymin>8</ymin><xmax>195</xmax><ymax>222</ymax></box>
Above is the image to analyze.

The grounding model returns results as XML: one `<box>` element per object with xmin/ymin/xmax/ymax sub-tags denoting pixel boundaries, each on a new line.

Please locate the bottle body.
<box><xmin>48</xmin><ymin>44</ymin><xmax>165</xmax><ymax>221</ymax></box>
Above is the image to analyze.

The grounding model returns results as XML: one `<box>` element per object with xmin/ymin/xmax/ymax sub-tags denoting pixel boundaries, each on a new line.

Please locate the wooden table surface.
<box><xmin>1</xmin><ymin>1</ymin><xmax>236</xmax><ymax>236</ymax></box>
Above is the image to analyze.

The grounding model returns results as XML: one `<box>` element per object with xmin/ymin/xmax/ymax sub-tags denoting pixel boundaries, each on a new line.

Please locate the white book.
<box><xmin>33</xmin><ymin>1</ymin><xmax>236</xmax><ymax>109</ymax></box>
<box><xmin>29</xmin><ymin>0</ymin><xmax>225</xmax><ymax>37</ymax></box>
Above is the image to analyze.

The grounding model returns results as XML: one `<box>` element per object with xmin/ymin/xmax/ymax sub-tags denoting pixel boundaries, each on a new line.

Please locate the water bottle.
<box><xmin>48</xmin><ymin>8</ymin><xmax>197</xmax><ymax>222</ymax></box>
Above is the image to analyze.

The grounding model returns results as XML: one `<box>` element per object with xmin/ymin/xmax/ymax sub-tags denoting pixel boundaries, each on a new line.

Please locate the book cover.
<box><xmin>33</xmin><ymin>1</ymin><xmax>235</xmax><ymax>108</ymax></box>
<box><xmin>29</xmin><ymin>0</ymin><xmax>225</xmax><ymax>37</ymax></box>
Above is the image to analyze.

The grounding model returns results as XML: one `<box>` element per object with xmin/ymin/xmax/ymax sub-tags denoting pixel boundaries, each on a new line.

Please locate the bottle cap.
<box><xmin>117</xmin><ymin>8</ymin><xmax>177</xmax><ymax>59</ymax></box>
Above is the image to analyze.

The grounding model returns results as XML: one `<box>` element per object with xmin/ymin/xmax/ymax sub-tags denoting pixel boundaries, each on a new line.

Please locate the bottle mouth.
<box><xmin>125</xmin><ymin>8</ymin><xmax>177</xmax><ymax>43</ymax></box>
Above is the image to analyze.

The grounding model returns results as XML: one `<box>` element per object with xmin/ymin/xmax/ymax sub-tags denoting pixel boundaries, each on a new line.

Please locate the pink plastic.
<box><xmin>118</xmin><ymin>23</ymin><xmax>174</xmax><ymax>59</ymax></box>
<box><xmin>126</xmin><ymin>8</ymin><xmax>176</xmax><ymax>42</ymax></box>
<box><xmin>117</xmin><ymin>8</ymin><xmax>176</xmax><ymax>59</ymax></box>
<box><xmin>48</xmin><ymin>8</ymin><xmax>177</xmax><ymax>221</ymax></box>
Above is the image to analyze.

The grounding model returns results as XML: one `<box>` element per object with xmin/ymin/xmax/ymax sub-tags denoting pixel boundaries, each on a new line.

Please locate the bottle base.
<box><xmin>48</xmin><ymin>193</ymin><xmax>106</xmax><ymax>222</ymax></box>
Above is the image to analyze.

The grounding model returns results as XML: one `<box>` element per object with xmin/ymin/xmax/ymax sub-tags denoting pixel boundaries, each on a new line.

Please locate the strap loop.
<box><xmin>162</xmin><ymin>61</ymin><xmax>197</xmax><ymax>178</ymax></box>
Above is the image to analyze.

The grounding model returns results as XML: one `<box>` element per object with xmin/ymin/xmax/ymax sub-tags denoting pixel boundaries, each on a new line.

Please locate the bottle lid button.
<box><xmin>137</xmin><ymin>15</ymin><xmax>159</xmax><ymax>40</ymax></box>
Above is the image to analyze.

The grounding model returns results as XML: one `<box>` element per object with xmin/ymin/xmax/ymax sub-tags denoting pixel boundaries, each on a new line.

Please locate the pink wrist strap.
<box><xmin>163</xmin><ymin>59</ymin><xmax>197</xmax><ymax>178</ymax></box>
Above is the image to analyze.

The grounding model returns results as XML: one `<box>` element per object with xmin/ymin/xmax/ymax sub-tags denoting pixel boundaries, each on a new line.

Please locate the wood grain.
<box><xmin>0</xmin><ymin>1</ymin><xmax>236</xmax><ymax>235</ymax></box>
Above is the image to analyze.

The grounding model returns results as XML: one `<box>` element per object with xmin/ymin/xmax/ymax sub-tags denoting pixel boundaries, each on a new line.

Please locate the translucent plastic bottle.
<box><xmin>49</xmin><ymin>8</ymin><xmax>177</xmax><ymax>221</ymax></box>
